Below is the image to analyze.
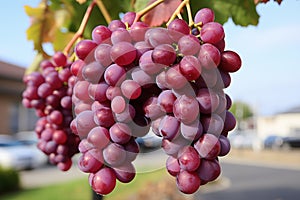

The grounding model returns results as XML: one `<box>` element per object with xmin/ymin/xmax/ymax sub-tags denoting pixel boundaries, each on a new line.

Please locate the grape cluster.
<box><xmin>71</xmin><ymin>8</ymin><xmax>241</xmax><ymax>195</ymax></box>
<box><xmin>22</xmin><ymin>52</ymin><xmax>80</xmax><ymax>171</ymax></box>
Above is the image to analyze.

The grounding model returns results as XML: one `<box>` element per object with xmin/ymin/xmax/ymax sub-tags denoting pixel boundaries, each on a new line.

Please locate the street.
<box><xmin>195</xmin><ymin>161</ymin><xmax>300</xmax><ymax>200</ymax></box>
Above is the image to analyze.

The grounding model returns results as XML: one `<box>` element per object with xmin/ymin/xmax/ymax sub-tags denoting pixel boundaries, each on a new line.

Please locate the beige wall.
<box><xmin>257</xmin><ymin>113</ymin><xmax>300</xmax><ymax>139</ymax></box>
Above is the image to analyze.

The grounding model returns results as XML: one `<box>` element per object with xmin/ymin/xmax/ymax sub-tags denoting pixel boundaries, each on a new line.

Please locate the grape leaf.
<box><xmin>24</xmin><ymin>3</ymin><xmax>56</xmax><ymax>52</ymax></box>
<box><xmin>190</xmin><ymin>0</ymin><xmax>259</xmax><ymax>26</ymax></box>
<box><xmin>254</xmin><ymin>0</ymin><xmax>282</xmax><ymax>4</ymax></box>
<box><xmin>25</xmin><ymin>53</ymin><xmax>44</xmax><ymax>75</ymax></box>
<box><xmin>143</xmin><ymin>0</ymin><xmax>182</xmax><ymax>27</ymax></box>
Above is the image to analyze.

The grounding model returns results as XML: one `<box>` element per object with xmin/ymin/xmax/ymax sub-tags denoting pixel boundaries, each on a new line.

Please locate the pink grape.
<box><xmin>178</xmin><ymin>146</ymin><xmax>201</xmax><ymax>172</ymax></box>
<box><xmin>194</xmin><ymin>133</ymin><xmax>221</xmax><ymax>160</ymax></box>
<box><xmin>91</xmin><ymin>167</ymin><xmax>117</xmax><ymax>195</ymax></box>
<box><xmin>176</xmin><ymin>170</ymin><xmax>201</xmax><ymax>194</ymax></box>
<box><xmin>194</xmin><ymin>8</ymin><xmax>215</xmax><ymax>25</ymax></box>
<box><xmin>200</xmin><ymin>22</ymin><xmax>225</xmax><ymax>44</ymax></box>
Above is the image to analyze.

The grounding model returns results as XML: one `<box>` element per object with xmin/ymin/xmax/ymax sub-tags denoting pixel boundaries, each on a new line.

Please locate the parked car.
<box><xmin>0</xmin><ymin>134</ymin><xmax>48</xmax><ymax>170</ymax></box>
<box><xmin>264</xmin><ymin>135</ymin><xmax>300</xmax><ymax>150</ymax></box>
<box><xmin>136</xmin><ymin>129</ymin><xmax>162</xmax><ymax>151</ymax></box>
<box><xmin>228</xmin><ymin>130</ymin><xmax>262</xmax><ymax>150</ymax></box>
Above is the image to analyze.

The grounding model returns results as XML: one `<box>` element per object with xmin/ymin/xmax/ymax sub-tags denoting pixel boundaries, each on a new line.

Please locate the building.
<box><xmin>257</xmin><ymin>106</ymin><xmax>300</xmax><ymax>140</ymax></box>
<box><xmin>0</xmin><ymin>60</ymin><xmax>37</xmax><ymax>135</ymax></box>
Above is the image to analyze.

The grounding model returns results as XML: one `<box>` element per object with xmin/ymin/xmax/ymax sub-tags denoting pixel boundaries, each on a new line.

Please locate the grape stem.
<box><xmin>166</xmin><ymin>0</ymin><xmax>189</xmax><ymax>27</ymax></box>
<box><xmin>94</xmin><ymin>0</ymin><xmax>112</xmax><ymax>24</ymax></box>
<box><xmin>185</xmin><ymin>1</ymin><xmax>194</xmax><ymax>27</ymax></box>
<box><xmin>63</xmin><ymin>1</ymin><xmax>96</xmax><ymax>55</ymax></box>
<box><xmin>134</xmin><ymin>0</ymin><xmax>165</xmax><ymax>23</ymax></box>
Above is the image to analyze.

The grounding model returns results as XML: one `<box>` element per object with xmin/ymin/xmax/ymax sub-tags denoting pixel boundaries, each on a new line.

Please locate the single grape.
<box><xmin>165</xmin><ymin>65</ymin><xmax>188</xmax><ymax>90</ymax></box>
<box><xmin>139</xmin><ymin>50</ymin><xmax>164</xmax><ymax>75</ymax></box>
<box><xmin>196</xmin><ymin>88</ymin><xmax>220</xmax><ymax>114</ymax></box>
<box><xmin>194</xmin><ymin>8</ymin><xmax>215</xmax><ymax>25</ymax></box>
<box><xmin>180</xmin><ymin>120</ymin><xmax>203</xmax><ymax>141</ymax></box>
<box><xmin>197</xmin><ymin>158</ymin><xmax>221</xmax><ymax>183</ymax></box>
<box><xmin>176</xmin><ymin>170</ymin><xmax>201</xmax><ymax>194</ymax></box>
<box><xmin>179</xmin><ymin>55</ymin><xmax>202</xmax><ymax>81</ymax></box>
<box><xmin>94</xmin><ymin>44</ymin><xmax>113</xmax><ymax>67</ymax></box>
<box><xmin>110</xmin><ymin>41</ymin><xmax>137</xmax><ymax>66</ymax></box>
<box><xmin>159</xmin><ymin>115</ymin><xmax>180</xmax><ymax>140</ymax></box>
<box><xmin>92</xmin><ymin>25</ymin><xmax>112</xmax><ymax>44</ymax></box>
<box><xmin>166</xmin><ymin>156</ymin><xmax>180</xmax><ymax>176</ymax></box>
<box><xmin>121</xmin><ymin>12</ymin><xmax>136</xmax><ymax>27</ymax></box>
<box><xmin>91</xmin><ymin>167</ymin><xmax>117</xmax><ymax>195</ymax></box>
<box><xmin>194</xmin><ymin>133</ymin><xmax>221</xmax><ymax>160</ymax></box>
<box><xmin>104</xmin><ymin>64</ymin><xmax>126</xmax><ymax>86</ymax></box>
<box><xmin>111</xmin><ymin>28</ymin><xmax>132</xmax><ymax>45</ymax></box>
<box><xmin>78</xmin><ymin>149</ymin><xmax>104</xmax><ymax>173</ymax></box>
<box><xmin>88</xmin><ymin>82</ymin><xmax>109</xmax><ymax>102</ymax></box>
<box><xmin>129</xmin><ymin>22</ymin><xmax>149</xmax><ymax>42</ymax></box>
<box><xmin>120</xmin><ymin>79</ymin><xmax>142</xmax><ymax>100</ymax></box>
<box><xmin>75</xmin><ymin>39</ymin><xmax>98</xmax><ymax>60</ymax></box>
<box><xmin>145</xmin><ymin>27</ymin><xmax>173</xmax><ymax>47</ymax></box>
<box><xmin>200</xmin><ymin>22</ymin><xmax>225</xmax><ymax>44</ymax></box>
<box><xmin>173</xmin><ymin>95</ymin><xmax>199</xmax><ymax>124</ymax></box>
<box><xmin>218</xmin><ymin>50</ymin><xmax>242</xmax><ymax>73</ymax></box>
<box><xmin>198</xmin><ymin>43</ymin><xmax>221</xmax><ymax>70</ymax></box>
<box><xmin>109</xmin><ymin>122</ymin><xmax>132</xmax><ymax>144</ymax></box>
<box><xmin>53</xmin><ymin>52</ymin><xmax>67</xmax><ymax>67</ymax></box>
<box><xmin>218</xmin><ymin>135</ymin><xmax>231</xmax><ymax>156</ymax></box>
<box><xmin>108</xmin><ymin>20</ymin><xmax>126</xmax><ymax>31</ymax></box>
<box><xmin>178</xmin><ymin>34</ymin><xmax>201</xmax><ymax>56</ymax></box>
<box><xmin>113</xmin><ymin>162</ymin><xmax>136</xmax><ymax>183</ymax></box>
<box><xmin>201</xmin><ymin>114</ymin><xmax>224</xmax><ymax>136</ymax></box>
<box><xmin>157</xmin><ymin>90</ymin><xmax>177</xmax><ymax>113</ymax></box>
<box><xmin>167</xmin><ymin>19</ymin><xmax>190</xmax><ymax>42</ymax></box>
<box><xmin>87</xmin><ymin>126</ymin><xmax>110</xmax><ymax>149</ymax></box>
<box><xmin>103</xmin><ymin>143</ymin><xmax>127</xmax><ymax>167</ymax></box>
<box><xmin>178</xmin><ymin>146</ymin><xmax>201</xmax><ymax>172</ymax></box>
<box><xmin>152</xmin><ymin>44</ymin><xmax>176</xmax><ymax>66</ymax></box>
<box><xmin>82</xmin><ymin>61</ymin><xmax>105</xmax><ymax>84</ymax></box>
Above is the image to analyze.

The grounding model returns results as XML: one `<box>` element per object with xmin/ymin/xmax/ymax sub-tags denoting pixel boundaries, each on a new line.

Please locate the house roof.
<box><xmin>0</xmin><ymin>61</ymin><xmax>26</xmax><ymax>95</ymax></box>
<box><xmin>278</xmin><ymin>106</ymin><xmax>300</xmax><ymax>114</ymax></box>
<box><xmin>0</xmin><ymin>60</ymin><xmax>25</xmax><ymax>81</ymax></box>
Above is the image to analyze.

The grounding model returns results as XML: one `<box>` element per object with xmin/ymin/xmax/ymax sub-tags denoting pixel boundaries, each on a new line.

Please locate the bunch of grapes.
<box><xmin>71</xmin><ymin>7</ymin><xmax>241</xmax><ymax>195</ymax></box>
<box><xmin>22</xmin><ymin>52</ymin><xmax>80</xmax><ymax>171</ymax></box>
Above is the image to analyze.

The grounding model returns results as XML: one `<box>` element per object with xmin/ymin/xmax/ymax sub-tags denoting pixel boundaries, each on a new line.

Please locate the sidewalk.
<box><xmin>220</xmin><ymin>148</ymin><xmax>300</xmax><ymax>170</ymax></box>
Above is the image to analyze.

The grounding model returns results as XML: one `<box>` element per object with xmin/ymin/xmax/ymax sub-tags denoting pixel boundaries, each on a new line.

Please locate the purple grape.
<box><xmin>110</xmin><ymin>41</ymin><xmax>137</xmax><ymax>66</ymax></box>
<box><xmin>152</xmin><ymin>44</ymin><xmax>176</xmax><ymax>66</ymax></box>
<box><xmin>197</xmin><ymin>158</ymin><xmax>221</xmax><ymax>183</ymax></box>
<box><xmin>194</xmin><ymin>8</ymin><xmax>215</xmax><ymax>25</ymax></box>
<box><xmin>173</xmin><ymin>95</ymin><xmax>199</xmax><ymax>124</ymax></box>
<box><xmin>178</xmin><ymin>34</ymin><xmax>200</xmax><ymax>56</ymax></box>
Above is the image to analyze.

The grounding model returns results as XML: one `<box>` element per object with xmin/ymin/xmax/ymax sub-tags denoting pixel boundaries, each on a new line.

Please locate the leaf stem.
<box><xmin>63</xmin><ymin>1</ymin><xmax>96</xmax><ymax>55</ymax></box>
<box><xmin>94</xmin><ymin>0</ymin><xmax>112</xmax><ymax>24</ymax></box>
<box><xmin>166</xmin><ymin>0</ymin><xmax>189</xmax><ymax>26</ymax></box>
<box><xmin>134</xmin><ymin>0</ymin><xmax>165</xmax><ymax>23</ymax></box>
<box><xmin>39</xmin><ymin>0</ymin><xmax>51</xmax><ymax>58</ymax></box>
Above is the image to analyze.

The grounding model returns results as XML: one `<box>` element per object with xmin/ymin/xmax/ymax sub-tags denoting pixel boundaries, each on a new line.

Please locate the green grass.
<box><xmin>0</xmin><ymin>168</ymin><xmax>167</xmax><ymax>200</ymax></box>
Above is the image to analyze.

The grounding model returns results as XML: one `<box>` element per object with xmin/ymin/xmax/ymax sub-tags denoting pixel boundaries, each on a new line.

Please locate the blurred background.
<box><xmin>0</xmin><ymin>1</ymin><xmax>300</xmax><ymax>200</ymax></box>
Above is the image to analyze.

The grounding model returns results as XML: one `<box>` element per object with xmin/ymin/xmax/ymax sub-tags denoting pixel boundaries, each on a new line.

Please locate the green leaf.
<box><xmin>190</xmin><ymin>0</ymin><xmax>259</xmax><ymax>26</ymax></box>
<box><xmin>134</xmin><ymin>0</ymin><xmax>150</xmax><ymax>12</ymax></box>
<box><xmin>53</xmin><ymin>30</ymin><xmax>75</xmax><ymax>52</ymax></box>
<box><xmin>25</xmin><ymin>53</ymin><xmax>44</xmax><ymax>75</ymax></box>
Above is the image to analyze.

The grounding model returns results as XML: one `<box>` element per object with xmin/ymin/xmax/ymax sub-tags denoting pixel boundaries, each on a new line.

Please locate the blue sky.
<box><xmin>0</xmin><ymin>1</ymin><xmax>299</xmax><ymax>116</ymax></box>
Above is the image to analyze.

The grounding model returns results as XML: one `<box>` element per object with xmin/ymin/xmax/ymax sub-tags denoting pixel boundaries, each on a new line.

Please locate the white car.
<box><xmin>0</xmin><ymin>134</ymin><xmax>48</xmax><ymax>170</ymax></box>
